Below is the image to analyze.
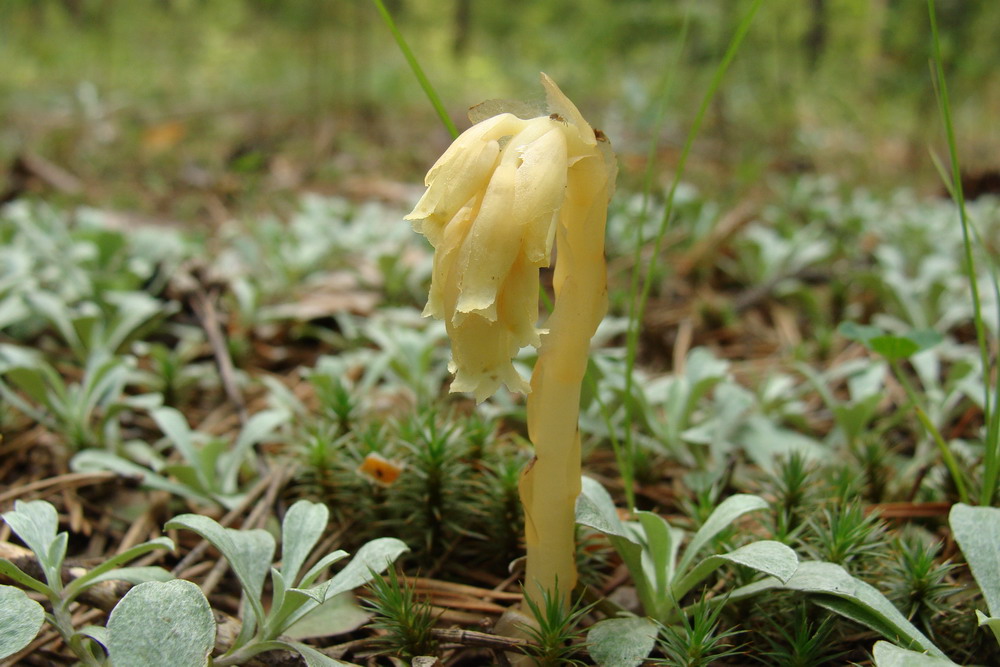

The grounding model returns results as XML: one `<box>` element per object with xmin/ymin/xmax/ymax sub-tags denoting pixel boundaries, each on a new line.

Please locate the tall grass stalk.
<box><xmin>927</xmin><ymin>0</ymin><xmax>1000</xmax><ymax>504</ymax></box>
<box><xmin>889</xmin><ymin>360</ymin><xmax>969</xmax><ymax>504</ymax></box>
<box><xmin>620</xmin><ymin>0</ymin><xmax>763</xmax><ymax>509</ymax></box>
<box><xmin>371</xmin><ymin>0</ymin><xmax>458</xmax><ymax>139</ymax></box>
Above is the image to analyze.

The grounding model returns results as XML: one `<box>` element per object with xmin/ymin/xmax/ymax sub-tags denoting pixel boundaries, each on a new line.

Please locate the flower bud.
<box><xmin>407</xmin><ymin>75</ymin><xmax>614</xmax><ymax>403</ymax></box>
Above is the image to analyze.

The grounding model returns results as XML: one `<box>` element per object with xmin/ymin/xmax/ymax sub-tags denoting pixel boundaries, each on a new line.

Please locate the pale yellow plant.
<box><xmin>406</xmin><ymin>73</ymin><xmax>616</xmax><ymax>606</ymax></box>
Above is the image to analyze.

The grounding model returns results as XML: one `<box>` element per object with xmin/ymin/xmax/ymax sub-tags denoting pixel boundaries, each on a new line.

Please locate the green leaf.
<box><xmin>293</xmin><ymin>538</ymin><xmax>407</xmax><ymax>606</ymax></box>
<box><xmin>0</xmin><ymin>559</ymin><xmax>51</xmax><ymax>597</ymax></box>
<box><xmin>82</xmin><ymin>566</ymin><xmax>174</xmax><ymax>588</ymax></box>
<box><xmin>586</xmin><ymin>616</ymin><xmax>658</xmax><ymax>667</ymax></box>
<box><xmin>220</xmin><ymin>409</ymin><xmax>287</xmax><ymax>494</ymax></box>
<box><xmin>672</xmin><ymin>540</ymin><xmax>798</xmax><ymax>601</ymax></box>
<box><xmin>575</xmin><ymin>477</ymin><xmax>658</xmax><ymax>617</ymax></box>
<box><xmin>838</xmin><ymin>322</ymin><xmax>943</xmax><ymax>362</ymax></box>
<box><xmin>283</xmin><ymin>592</ymin><xmax>370</xmax><ymax>640</ymax></box>
<box><xmin>730</xmin><ymin>561</ymin><xmax>944</xmax><ymax>657</ymax></box>
<box><xmin>4</xmin><ymin>366</ymin><xmax>55</xmax><ymax>409</ymax></box>
<box><xmin>2</xmin><ymin>500</ymin><xmax>65</xmax><ymax>587</ymax></box>
<box><xmin>838</xmin><ymin>321</ymin><xmax>883</xmax><ymax>346</ymax></box>
<box><xmin>152</xmin><ymin>407</ymin><xmax>203</xmax><ymax>482</ymax></box>
<box><xmin>975</xmin><ymin>610</ymin><xmax>1000</xmax><ymax>645</ymax></box>
<box><xmin>676</xmin><ymin>494</ymin><xmax>768</xmax><ymax>575</ymax></box>
<box><xmin>298</xmin><ymin>550</ymin><xmax>351</xmax><ymax>589</ymax></box>
<box><xmin>950</xmin><ymin>504</ymin><xmax>1000</xmax><ymax>616</ymax></box>
<box><xmin>905</xmin><ymin>330</ymin><xmax>943</xmax><ymax>352</ymax></box>
<box><xmin>872</xmin><ymin>641</ymin><xmax>958</xmax><ymax>666</ymax></box>
<box><xmin>165</xmin><ymin>514</ymin><xmax>275</xmax><ymax>626</ymax></box>
<box><xmin>2</xmin><ymin>500</ymin><xmax>59</xmax><ymax>567</ymax></box>
<box><xmin>575</xmin><ymin>476</ymin><xmax>631</xmax><ymax>540</ymax></box>
<box><xmin>0</xmin><ymin>585</ymin><xmax>45</xmax><ymax>660</ymax></box>
<box><xmin>71</xmin><ymin>450</ymin><xmax>214</xmax><ymax>504</ymax></box>
<box><xmin>64</xmin><ymin>537</ymin><xmax>174</xmax><ymax>600</ymax></box>
<box><xmin>273</xmin><ymin>639</ymin><xmax>360</xmax><ymax>666</ymax></box>
<box><xmin>26</xmin><ymin>291</ymin><xmax>83</xmax><ymax>356</ymax></box>
<box><xmin>868</xmin><ymin>336</ymin><xmax>920</xmax><ymax>362</ymax></box>
<box><xmin>738</xmin><ymin>415</ymin><xmax>827</xmax><ymax>470</ymax></box>
<box><xmin>636</xmin><ymin>510</ymin><xmax>677</xmax><ymax>601</ymax></box>
<box><xmin>77</xmin><ymin>624</ymin><xmax>109</xmax><ymax>650</ymax></box>
<box><xmin>107</xmin><ymin>580</ymin><xmax>215</xmax><ymax>667</ymax></box>
<box><xmin>280</xmin><ymin>500</ymin><xmax>329</xmax><ymax>585</ymax></box>
<box><xmin>101</xmin><ymin>291</ymin><xmax>166</xmax><ymax>354</ymax></box>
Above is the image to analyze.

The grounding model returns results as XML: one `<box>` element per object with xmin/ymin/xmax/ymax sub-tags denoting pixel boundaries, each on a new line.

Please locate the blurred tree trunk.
<box><xmin>805</xmin><ymin>0</ymin><xmax>826</xmax><ymax>68</ymax></box>
<box><xmin>61</xmin><ymin>0</ymin><xmax>83</xmax><ymax>20</ymax></box>
<box><xmin>454</xmin><ymin>0</ymin><xmax>472</xmax><ymax>56</ymax></box>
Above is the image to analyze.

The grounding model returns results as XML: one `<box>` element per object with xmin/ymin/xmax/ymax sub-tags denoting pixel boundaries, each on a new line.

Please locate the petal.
<box><xmin>454</xmin><ymin>162</ymin><xmax>520</xmax><ymax>320</ymax></box>
<box><xmin>407</xmin><ymin>138</ymin><xmax>499</xmax><ymax>247</ymax></box>
<box><xmin>406</xmin><ymin>113</ymin><xmax>526</xmax><ymax>247</ymax></box>
<box><xmin>447</xmin><ymin>312</ymin><xmax>530</xmax><ymax>402</ymax></box>
<box><xmin>422</xmin><ymin>205</ymin><xmax>476</xmax><ymax>319</ymax></box>
<box><xmin>497</xmin><ymin>252</ymin><xmax>542</xmax><ymax>350</ymax></box>
<box><xmin>514</xmin><ymin>126</ymin><xmax>568</xmax><ymax>264</ymax></box>
<box><xmin>541</xmin><ymin>73</ymin><xmax>596</xmax><ymax>147</ymax></box>
<box><xmin>425</xmin><ymin>113</ymin><xmax>523</xmax><ymax>185</ymax></box>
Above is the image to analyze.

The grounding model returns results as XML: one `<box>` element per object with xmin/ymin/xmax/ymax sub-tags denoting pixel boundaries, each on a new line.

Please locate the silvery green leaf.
<box><xmin>46</xmin><ymin>532</ymin><xmax>68</xmax><ymax>581</ymax></box>
<box><xmin>220</xmin><ymin>409</ymin><xmax>288</xmax><ymax>494</ymax></box>
<box><xmin>2</xmin><ymin>365</ymin><xmax>59</xmax><ymax>412</ymax></box>
<box><xmin>576</xmin><ymin>477</ymin><xmax>659</xmax><ymax>618</ymax></box>
<box><xmin>0</xmin><ymin>296</ymin><xmax>29</xmax><ymax>330</ymax></box>
<box><xmin>64</xmin><ymin>536</ymin><xmax>174</xmax><ymax>599</ymax></box>
<box><xmin>635</xmin><ymin>510</ymin><xmax>677</xmax><ymax>600</ymax></box>
<box><xmin>101</xmin><ymin>291</ymin><xmax>167</xmax><ymax>354</ymax></box>
<box><xmin>949</xmin><ymin>503</ymin><xmax>1000</xmax><ymax>617</ymax></box>
<box><xmin>82</xmin><ymin>566</ymin><xmax>174</xmax><ymax>587</ymax></box>
<box><xmin>151</xmin><ymin>407</ymin><xmax>203</xmax><ymax>481</ymax></box>
<box><xmin>0</xmin><ymin>585</ymin><xmax>44</xmax><ymax>660</ymax></box>
<box><xmin>284</xmin><ymin>592</ymin><xmax>370</xmax><ymax>640</ymax></box>
<box><xmin>275</xmin><ymin>639</ymin><xmax>360</xmax><ymax>666</ymax></box>
<box><xmin>107</xmin><ymin>580</ymin><xmax>215</xmax><ymax>667</ymax></box>
<box><xmin>846</xmin><ymin>360</ymin><xmax>887</xmax><ymax>402</ymax></box>
<box><xmin>2</xmin><ymin>500</ymin><xmax>59</xmax><ymax>569</ymax></box>
<box><xmin>672</xmin><ymin>540</ymin><xmax>798</xmax><ymax>601</ymax></box>
<box><xmin>293</xmin><ymin>538</ymin><xmax>407</xmax><ymax>608</ymax></box>
<box><xmin>281</xmin><ymin>500</ymin><xmax>329</xmax><ymax>585</ymax></box>
<box><xmin>676</xmin><ymin>494</ymin><xmax>768</xmax><ymax>575</ymax></box>
<box><xmin>298</xmin><ymin>550</ymin><xmax>351</xmax><ymax>589</ymax></box>
<box><xmin>871</xmin><ymin>640</ymin><xmax>958</xmax><ymax>666</ymax></box>
<box><xmin>0</xmin><ymin>559</ymin><xmax>50</xmax><ymax>596</ymax></box>
<box><xmin>737</xmin><ymin>415</ymin><xmax>827</xmax><ymax>470</ymax></box>
<box><xmin>71</xmin><ymin>450</ymin><xmax>213</xmax><ymax>504</ymax></box>
<box><xmin>26</xmin><ymin>291</ymin><xmax>83</xmax><ymax>356</ymax></box>
<box><xmin>165</xmin><ymin>514</ymin><xmax>275</xmax><ymax>626</ymax></box>
<box><xmin>586</xmin><ymin>616</ymin><xmax>657</xmax><ymax>667</ymax></box>
<box><xmin>730</xmin><ymin>561</ymin><xmax>944</xmax><ymax>657</ymax></box>
<box><xmin>575</xmin><ymin>476</ymin><xmax>631</xmax><ymax>541</ymax></box>
<box><xmin>77</xmin><ymin>624</ymin><xmax>109</xmax><ymax>650</ymax></box>
<box><xmin>975</xmin><ymin>610</ymin><xmax>1000</xmax><ymax>645</ymax></box>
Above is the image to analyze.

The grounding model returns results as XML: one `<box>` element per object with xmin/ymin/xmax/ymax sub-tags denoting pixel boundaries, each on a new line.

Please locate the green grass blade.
<box><xmin>371</xmin><ymin>0</ymin><xmax>458</xmax><ymax>139</ymax></box>
<box><xmin>621</xmin><ymin>0</ymin><xmax>763</xmax><ymax>508</ymax></box>
<box><xmin>927</xmin><ymin>0</ymin><xmax>997</xmax><ymax>504</ymax></box>
<box><xmin>612</xmin><ymin>8</ymin><xmax>693</xmax><ymax>512</ymax></box>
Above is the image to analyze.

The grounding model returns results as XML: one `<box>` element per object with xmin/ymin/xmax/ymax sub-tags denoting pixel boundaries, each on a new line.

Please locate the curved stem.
<box><xmin>521</xmin><ymin>154</ymin><xmax>611</xmax><ymax>609</ymax></box>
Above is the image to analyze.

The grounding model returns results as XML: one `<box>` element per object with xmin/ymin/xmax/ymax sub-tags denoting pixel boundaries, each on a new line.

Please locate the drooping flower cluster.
<box><xmin>406</xmin><ymin>74</ymin><xmax>616</xmax><ymax>402</ymax></box>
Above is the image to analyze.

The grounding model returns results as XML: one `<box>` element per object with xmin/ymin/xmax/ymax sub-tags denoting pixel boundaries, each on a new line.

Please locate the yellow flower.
<box><xmin>407</xmin><ymin>74</ymin><xmax>616</xmax><ymax>403</ymax></box>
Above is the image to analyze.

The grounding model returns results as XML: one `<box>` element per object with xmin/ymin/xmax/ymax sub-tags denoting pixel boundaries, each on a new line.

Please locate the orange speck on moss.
<box><xmin>357</xmin><ymin>453</ymin><xmax>403</xmax><ymax>485</ymax></box>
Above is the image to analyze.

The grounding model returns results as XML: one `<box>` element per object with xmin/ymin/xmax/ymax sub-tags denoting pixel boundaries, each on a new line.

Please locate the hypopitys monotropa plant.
<box><xmin>406</xmin><ymin>73</ymin><xmax>616</xmax><ymax>608</ymax></box>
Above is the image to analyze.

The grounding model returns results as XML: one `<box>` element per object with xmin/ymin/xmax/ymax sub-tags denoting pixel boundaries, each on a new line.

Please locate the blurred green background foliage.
<box><xmin>2</xmin><ymin>0</ymin><xmax>998</xmax><ymax>214</ymax></box>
